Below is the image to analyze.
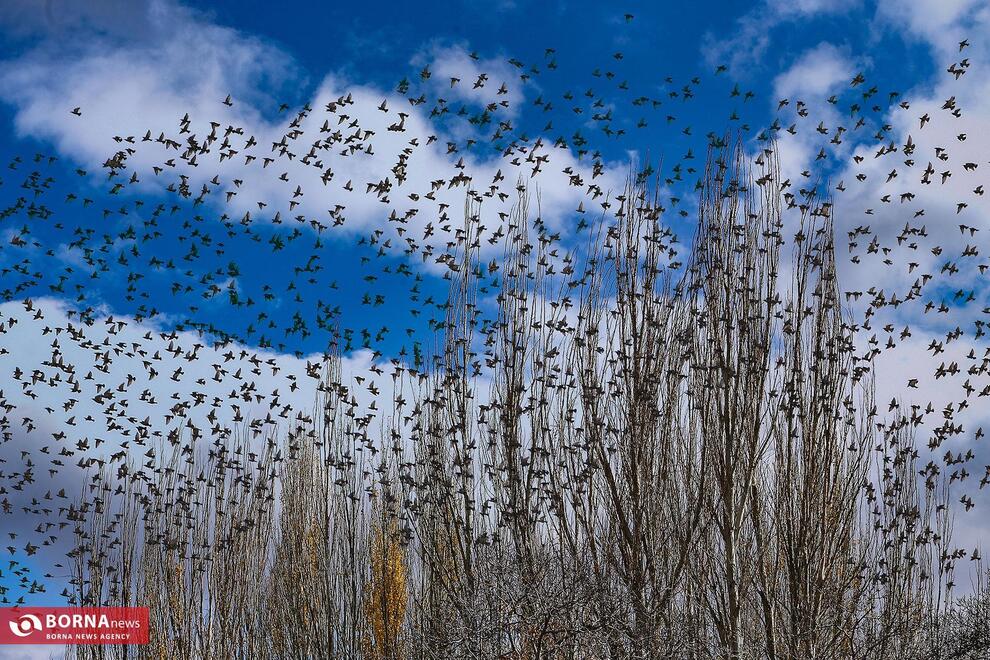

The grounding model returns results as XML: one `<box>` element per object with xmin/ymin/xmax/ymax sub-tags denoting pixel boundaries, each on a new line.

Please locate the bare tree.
<box><xmin>65</xmin><ymin>141</ymin><xmax>973</xmax><ymax>660</ymax></box>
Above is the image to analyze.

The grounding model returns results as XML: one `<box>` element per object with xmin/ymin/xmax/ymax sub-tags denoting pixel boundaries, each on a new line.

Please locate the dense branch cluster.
<box><xmin>65</xmin><ymin>144</ymin><xmax>987</xmax><ymax>659</ymax></box>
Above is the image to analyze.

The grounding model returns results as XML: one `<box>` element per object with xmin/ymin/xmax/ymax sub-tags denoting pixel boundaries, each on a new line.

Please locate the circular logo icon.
<box><xmin>8</xmin><ymin>614</ymin><xmax>42</xmax><ymax>637</ymax></box>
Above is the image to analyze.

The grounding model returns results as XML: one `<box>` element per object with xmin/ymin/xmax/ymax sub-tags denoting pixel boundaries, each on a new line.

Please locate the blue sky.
<box><xmin>0</xmin><ymin>0</ymin><xmax>960</xmax><ymax>360</ymax></box>
<box><xmin>0</xmin><ymin>0</ymin><xmax>989</xmax><ymax>643</ymax></box>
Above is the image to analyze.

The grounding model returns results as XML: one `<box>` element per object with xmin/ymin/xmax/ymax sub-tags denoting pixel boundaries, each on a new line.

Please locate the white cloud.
<box><xmin>0</xmin><ymin>0</ymin><xmax>626</xmax><ymax>280</ymax></box>
<box><xmin>768</xmin><ymin>0</ymin><xmax>860</xmax><ymax>16</ymax></box>
<box><xmin>773</xmin><ymin>42</ymin><xmax>854</xmax><ymax>99</ymax></box>
<box><xmin>413</xmin><ymin>43</ymin><xmax>526</xmax><ymax>116</ymax></box>
<box><xmin>703</xmin><ymin>0</ymin><xmax>861</xmax><ymax>71</ymax></box>
<box><xmin>876</xmin><ymin>0</ymin><xmax>984</xmax><ymax>56</ymax></box>
<box><xmin>736</xmin><ymin>7</ymin><xmax>990</xmax><ymax>571</ymax></box>
<box><xmin>793</xmin><ymin>3</ymin><xmax>990</xmax><ymax>574</ymax></box>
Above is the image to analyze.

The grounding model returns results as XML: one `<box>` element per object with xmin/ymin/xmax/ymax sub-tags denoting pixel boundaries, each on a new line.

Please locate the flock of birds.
<box><xmin>0</xmin><ymin>16</ymin><xmax>987</xmax><ymax>607</ymax></box>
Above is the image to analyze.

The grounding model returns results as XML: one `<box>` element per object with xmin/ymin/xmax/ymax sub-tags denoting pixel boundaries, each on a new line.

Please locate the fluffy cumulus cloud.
<box><xmin>413</xmin><ymin>43</ymin><xmax>526</xmax><ymax>115</ymax></box>
<box><xmin>0</xmin><ymin>1</ymin><xmax>298</xmax><ymax>154</ymax></box>
<box><xmin>828</xmin><ymin>3</ymin><xmax>990</xmax><ymax>302</ymax></box>
<box><xmin>773</xmin><ymin>42</ymin><xmax>855</xmax><ymax>99</ymax></box>
<box><xmin>750</xmin><ymin>2</ymin><xmax>990</xmax><ymax>570</ymax></box>
<box><xmin>0</xmin><ymin>0</ymin><xmax>625</xmax><ymax>275</ymax></box>
<box><xmin>876</xmin><ymin>0</ymin><xmax>985</xmax><ymax>55</ymax></box>
<box><xmin>769</xmin><ymin>42</ymin><xmax>856</xmax><ymax>180</ymax></box>
<box><xmin>824</xmin><ymin>3</ymin><xmax>990</xmax><ymax>562</ymax></box>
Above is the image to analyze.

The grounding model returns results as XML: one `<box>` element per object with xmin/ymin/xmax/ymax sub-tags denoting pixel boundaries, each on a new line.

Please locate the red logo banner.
<box><xmin>0</xmin><ymin>607</ymin><xmax>149</xmax><ymax>645</ymax></box>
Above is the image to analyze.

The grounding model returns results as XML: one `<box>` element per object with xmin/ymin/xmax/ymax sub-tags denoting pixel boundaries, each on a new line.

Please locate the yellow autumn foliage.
<box><xmin>362</xmin><ymin>518</ymin><xmax>408</xmax><ymax>660</ymax></box>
